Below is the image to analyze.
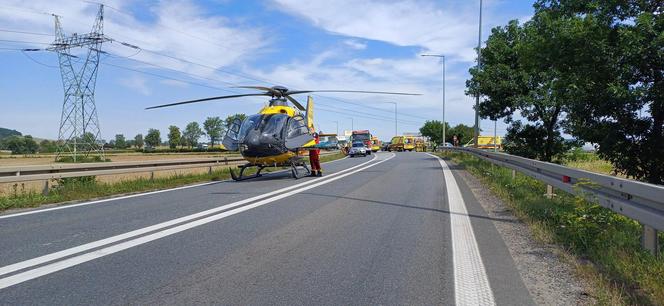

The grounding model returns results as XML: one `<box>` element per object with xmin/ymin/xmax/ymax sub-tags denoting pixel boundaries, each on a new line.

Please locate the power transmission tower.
<box><xmin>47</xmin><ymin>5</ymin><xmax>111</xmax><ymax>161</ymax></box>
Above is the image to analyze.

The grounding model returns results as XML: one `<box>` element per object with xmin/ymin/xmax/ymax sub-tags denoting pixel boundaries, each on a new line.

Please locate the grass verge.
<box><xmin>0</xmin><ymin>152</ymin><xmax>346</xmax><ymax>213</ymax></box>
<box><xmin>437</xmin><ymin>151</ymin><xmax>664</xmax><ymax>305</ymax></box>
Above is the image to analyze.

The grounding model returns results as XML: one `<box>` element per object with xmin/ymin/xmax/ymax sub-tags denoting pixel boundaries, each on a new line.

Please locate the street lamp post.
<box><xmin>347</xmin><ymin>117</ymin><xmax>354</xmax><ymax>131</ymax></box>
<box><xmin>474</xmin><ymin>0</ymin><xmax>483</xmax><ymax>148</ymax></box>
<box><xmin>421</xmin><ymin>54</ymin><xmax>446</xmax><ymax>146</ymax></box>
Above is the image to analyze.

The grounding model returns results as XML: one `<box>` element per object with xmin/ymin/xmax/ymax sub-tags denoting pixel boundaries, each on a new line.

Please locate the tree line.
<box><xmin>419</xmin><ymin>121</ymin><xmax>475</xmax><ymax>149</ymax></box>
<box><xmin>0</xmin><ymin>114</ymin><xmax>246</xmax><ymax>154</ymax></box>
<box><xmin>464</xmin><ymin>1</ymin><xmax>662</xmax><ymax>184</ymax></box>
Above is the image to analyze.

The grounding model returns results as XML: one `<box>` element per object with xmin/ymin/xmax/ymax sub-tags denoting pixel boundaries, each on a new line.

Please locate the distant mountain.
<box><xmin>0</xmin><ymin>128</ymin><xmax>22</xmax><ymax>139</ymax></box>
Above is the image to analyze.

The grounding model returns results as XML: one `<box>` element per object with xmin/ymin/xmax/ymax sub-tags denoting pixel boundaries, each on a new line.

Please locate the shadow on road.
<box><xmin>300</xmin><ymin>192</ymin><xmax>517</xmax><ymax>224</ymax></box>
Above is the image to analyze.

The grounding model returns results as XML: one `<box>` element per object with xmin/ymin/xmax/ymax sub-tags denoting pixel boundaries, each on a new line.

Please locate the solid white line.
<box><xmin>0</xmin><ymin>155</ymin><xmax>349</xmax><ymax>220</ymax></box>
<box><xmin>0</xmin><ymin>153</ymin><xmax>395</xmax><ymax>289</ymax></box>
<box><xmin>0</xmin><ymin>155</ymin><xmax>377</xmax><ymax>278</ymax></box>
<box><xmin>428</xmin><ymin>153</ymin><xmax>495</xmax><ymax>306</ymax></box>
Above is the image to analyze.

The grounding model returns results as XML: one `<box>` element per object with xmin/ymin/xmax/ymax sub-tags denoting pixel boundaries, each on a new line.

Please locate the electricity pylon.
<box><xmin>47</xmin><ymin>5</ymin><xmax>110</xmax><ymax>161</ymax></box>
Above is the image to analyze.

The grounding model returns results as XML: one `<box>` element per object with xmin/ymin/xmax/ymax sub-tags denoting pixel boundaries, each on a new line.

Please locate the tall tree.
<box><xmin>535</xmin><ymin>0</ymin><xmax>664</xmax><ymax>183</ymax></box>
<box><xmin>144</xmin><ymin>129</ymin><xmax>161</xmax><ymax>148</ymax></box>
<box><xmin>114</xmin><ymin>134</ymin><xmax>127</xmax><ymax>149</ymax></box>
<box><xmin>447</xmin><ymin>124</ymin><xmax>476</xmax><ymax>146</ymax></box>
<box><xmin>466</xmin><ymin>16</ymin><xmax>579</xmax><ymax>162</ymax></box>
<box><xmin>203</xmin><ymin>116</ymin><xmax>224</xmax><ymax>146</ymax></box>
<box><xmin>133</xmin><ymin>134</ymin><xmax>144</xmax><ymax>149</ymax></box>
<box><xmin>167</xmin><ymin>125</ymin><xmax>181</xmax><ymax>149</ymax></box>
<box><xmin>182</xmin><ymin>122</ymin><xmax>203</xmax><ymax>148</ymax></box>
<box><xmin>419</xmin><ymin>120</ymin><xmax>449</xmax><ymax>149</ymax></box>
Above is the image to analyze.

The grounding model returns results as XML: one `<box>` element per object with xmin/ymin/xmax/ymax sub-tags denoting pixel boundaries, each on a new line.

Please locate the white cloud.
<box><xmin>0</xmin><ymin>0</ymin><xmax>269</xmax><ymax>76</ymax></box>
<box><xmin>119</xmin><ymin>74</ymin><xmax>151</xmax><ymax>95</ymax></box>
<box><xmin>271</xmin><ymin>0</ymin><xmax>480</xmax><ymax>62</ymax></box>
<box><xmin>343</xmin><ymin>39</ymin><xmax>367</xmax><ymax>50</ymax></box>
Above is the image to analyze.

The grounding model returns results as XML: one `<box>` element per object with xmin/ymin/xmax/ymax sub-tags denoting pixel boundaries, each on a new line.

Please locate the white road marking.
<box><xmin>0</xmin><ymin>153</ymin><xmax>394</xmax><ymax>289</ymax></box>
<box><xmin>0</xmin><ymin>155</ymin><xmax>374</xmax><ymax>278</ymax></box>
<box><xmin>428</xmin><ymin>153</ymin><xmax>495</xmax><ymax>306</ymax></box>
<box><xmin>0</xmin><ymin>155</ymin><xmax>348</xmax><ymax>220</ymax></box>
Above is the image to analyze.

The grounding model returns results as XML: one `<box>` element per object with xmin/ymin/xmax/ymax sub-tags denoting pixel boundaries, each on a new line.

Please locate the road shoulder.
<box><xmin>449</xmin><ymin>159</ymin><xmax>593</xmax><ymax>305</ymax></box>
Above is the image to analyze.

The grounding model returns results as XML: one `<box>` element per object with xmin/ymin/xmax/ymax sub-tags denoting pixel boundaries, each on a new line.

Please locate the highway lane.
<box><xmin>0</xmin><ymin>152</ymin><xmax>533</xmax><ymax>305</ymax></box>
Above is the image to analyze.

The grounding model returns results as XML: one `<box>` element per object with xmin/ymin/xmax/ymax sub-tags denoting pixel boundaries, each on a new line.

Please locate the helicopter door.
<box><xmin>222</xmin><ymin>117</ymin><xmax>242</xmax><ymax>151</ymax></box>
<box><xmin>285</xmin><ymin>115</ymin><xmax>314</xmax><ymax>150</ymax></box>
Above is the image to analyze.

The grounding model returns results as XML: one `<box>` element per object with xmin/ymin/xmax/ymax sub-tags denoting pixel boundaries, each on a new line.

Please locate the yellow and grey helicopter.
<box><xmin>146</xmin><ymin>86</ymin><xmax>418</xmax><ymax>180</ymax></box>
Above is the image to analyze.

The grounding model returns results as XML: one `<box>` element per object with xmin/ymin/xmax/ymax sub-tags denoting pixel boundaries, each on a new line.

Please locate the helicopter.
<box><xmin>146</xmin><ymin>85</ymin><xmax>419</xmax><ymax>181</ymax></box>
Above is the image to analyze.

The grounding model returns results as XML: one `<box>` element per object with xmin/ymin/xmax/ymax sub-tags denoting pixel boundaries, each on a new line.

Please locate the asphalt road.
<box><xmin>0</xmin><ymin>152</ymin><xmax>534</xmax><ymax>305</ymax></box>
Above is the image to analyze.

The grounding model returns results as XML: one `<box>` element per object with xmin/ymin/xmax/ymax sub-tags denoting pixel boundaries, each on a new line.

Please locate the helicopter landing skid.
<box><xmin>289</xmin><ymin>157</ymin><xmax>311</xmax><ymax>179</ymax></box>
<box><xmin>230</xmin><ymin>164</ymin><xmax>266</xmax><ymax>181</ymax></box>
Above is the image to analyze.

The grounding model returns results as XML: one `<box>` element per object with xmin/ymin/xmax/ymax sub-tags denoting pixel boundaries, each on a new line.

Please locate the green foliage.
<box><xmin>532</xmin><ymin>1</ymin><xmax>664</xmax><ymax>184</ymax></box>
<box><xmin>38</xmin><ymin>140</ymin><xmax>59</xmax><ymax>153</ymax></box>
<box><xmin>447</xmin><ymin>124</ymin><xmax>475</xmax><ymax>145</ymax></box>
<box><xmin>114</xmin><ymin>134</ymin><xmax>127</xmax><ymax>149</ymax></box>
<box><xmin>0</xmin><ymin>127</ymin><xmax>21</xmax><ymax>139</ymax></box>
<box><xmin>442</xmin><ymin>152</ymin><xmax>664</xmax><ymax>304</ymax></box>
<box><xmin>144</xmin><ymin>129</ymin><xmax>161</xmax><ymax>148</ymax></box>
<box><xmin>503</xmin><ymin>121</ymin><xmax>579</xmax><ymax>162</ymax></box>
<box><xmin>0</xmin><ymin>135</ymin><xmax>39</xmax><ymax>154</ymax></box>
<box><xmin>182</xmin><ymin>121</ymin><xmax>203</xmax><ymax>148</ymax></box>
<box><xmin>56</xmin><ymin>155</ymin><xmax>110</xmax><ymax>163</ymax></box>
<box><xmin>167</xmin><ymin>125</ymin><xmax>181</xmax><ymax>149</ymax></box>
<box><xmin>133</xmin><ymin>134</ymin><xmax>144</xmax><ymax>149</ymax></box>
<box><xmin>203</xmin><ymin>116</ymin><xmax>224</xmax><ymax>146</ymax></box>
<box><xmin>419</xmin><ymin>120</ymin><xmax>449</xmax><ymax>148</ymax></box>
<box><xmin>466</xmin><ymin>16</ymin><xmax>580</xmax><ymax>162</ymax></box>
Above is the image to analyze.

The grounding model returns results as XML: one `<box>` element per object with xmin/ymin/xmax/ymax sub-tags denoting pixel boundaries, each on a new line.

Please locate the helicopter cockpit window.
<box><xmin>261</xmin><ymin>114</ymin><xmax>288</xmax><ymax>137</ymax></box>
<box><xmin>238</xmin><ymin>114</ymin><xmax>261</xmax><ymax>142</ymax></box>
<box><xmin>287</xmin><ymin>115</ymin><xmax>309</xmax><ymax>139</ymax></box>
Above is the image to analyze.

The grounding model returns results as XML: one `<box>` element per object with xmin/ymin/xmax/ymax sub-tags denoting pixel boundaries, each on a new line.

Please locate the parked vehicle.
<box><xmin>318</xmin><ymin>135</ymin><xmax>339</xmax><ymax>150</ymax></box>
<box><xmin>388</xmin><ymin>136</ymin><xmax>416</xmax><ymax>152</ymax></box>
<box><xmin>351</xmin><ymin>130</ymin><xmax>372</xmax><ymax>154</ymax></box>
<box><xmin>463</xmin><ymin>136</ymin><xmax>502</xmax><ymax>150</ymax></box>
<box><xmin>349</xmin><ymin>141</ymin><xmax>367</xmax><ymax>157</ymax></box>
<box><xmin>370</xmin><ymin>136</ymin><xmax>381</xmax><ymax>152</ymax></box>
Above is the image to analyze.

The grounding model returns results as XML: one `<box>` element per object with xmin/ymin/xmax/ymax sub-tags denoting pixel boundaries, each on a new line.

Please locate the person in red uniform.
<box><xmin>309</xmin><ymin>131</ymin><xmax>322</xmax><ymax>177</ymax></box>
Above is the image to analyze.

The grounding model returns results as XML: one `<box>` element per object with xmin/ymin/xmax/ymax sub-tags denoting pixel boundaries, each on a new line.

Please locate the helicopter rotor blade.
<box><xmin>285</xmin><ymin>95</ymin><xmax>306</xmax><ymax>111</ymax></box>
<box><xmin>286</xmin><ymin>90</ymin><xmax>421</xmax><ymax>96</ymax></box>
<box><xmin>233</xmin><ymin>86</ymin><xmax>275</xmax><ymax>93</ymax></box>
<box><xmin>145</xmin><ymin>93</ymin><xmax>269</xmax><ymax>110</ymax></box>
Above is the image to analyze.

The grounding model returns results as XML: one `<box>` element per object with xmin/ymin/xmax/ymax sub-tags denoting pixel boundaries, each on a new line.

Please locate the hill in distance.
<box><xmin>0</xmin><ymin>127</ymin><xmax>21</xmax><ymax>139</ymax></box>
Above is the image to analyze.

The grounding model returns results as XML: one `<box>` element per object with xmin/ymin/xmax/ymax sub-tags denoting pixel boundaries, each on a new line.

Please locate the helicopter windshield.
<box><xmin>261</xmin><ymin>114</ymin><xmax>288</xmax><ymax>137</ymax></box>
<box><xmin>238</xmin><ymin>114</ymin><xmax>289</xmax><ymax>142</ymax></box>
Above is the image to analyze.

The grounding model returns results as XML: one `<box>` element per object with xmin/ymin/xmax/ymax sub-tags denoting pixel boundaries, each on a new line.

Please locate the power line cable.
<box><xmin>0</xmin><ymin>29</ymin><xmax>53</xmax><ymax>36</ymax></box>
<box><xmin>21</xmin><ymin>50</ymin><xmax>58</xmax><ymax>68</ymax></box>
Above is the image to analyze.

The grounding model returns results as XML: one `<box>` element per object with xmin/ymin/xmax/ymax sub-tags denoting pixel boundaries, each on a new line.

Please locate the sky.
<box><xmin>0</xmin><ymin>0</ymin><xmax>535</xmax><ymax>142</ymax></box>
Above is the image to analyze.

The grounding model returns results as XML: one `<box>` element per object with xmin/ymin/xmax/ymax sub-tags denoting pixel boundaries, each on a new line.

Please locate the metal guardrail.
<box><xmin>0</xmin><ymin>151</ymin><xmax>340</xmax><ymax>185</ymax></box>
<box><xmin>0</xmin><ymin>157</ymin><xmax>245</xmax><ymax>183</ymax></box>
<box><xmin>442</xmin><ymin>147</ymin><xmax>664</xmax><ymax>255</ymax></box>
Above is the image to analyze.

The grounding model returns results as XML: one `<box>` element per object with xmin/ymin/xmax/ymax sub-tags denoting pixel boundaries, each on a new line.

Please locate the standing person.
<box><xmin>309</xmin><ymin>131</ymin><xmax>322</xmax><ymax>177</ymax></box>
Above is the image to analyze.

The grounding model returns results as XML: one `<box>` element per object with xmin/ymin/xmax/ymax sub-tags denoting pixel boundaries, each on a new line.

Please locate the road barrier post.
<box><xmin>150</xmin><ymin>171</ymin><xmax>155</xmax><ymax>181</ymax></box>
<box><xmin>224</xmin><ymin>157</ymin><xmax>228</xmax><ymax>165</ymax></box>
<box><xmin>545</xmin><ymin>184</ymin><xmax>555</xmax><ymax>199</ymax></box>
<box><xmin>42</xmin><ymin>180</ymin><xmax>49</xmax><ymax>196</ymax></box>
<box><xmin>511</xmin><ymin>169</ymin><xmax>516</xmax><ymax>180</ymax></box>
<box><xmin>641</xmin><ymin>225</ymin><xmax>660</xmax><ymax>257</ymax></box>
<box><xmin>208</xmin><ymin>166</ymin><xmax>213</xmax><ymax>175</ymax></box>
